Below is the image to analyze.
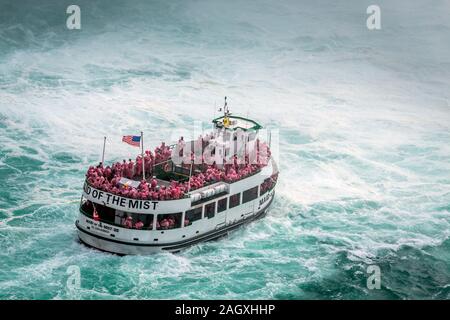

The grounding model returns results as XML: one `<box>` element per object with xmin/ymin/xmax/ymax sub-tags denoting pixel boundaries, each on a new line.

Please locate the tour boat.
<box><xmin>75</xmin><ymin>101</ymin><xmax>278</xmax><ymax>254</ymax></box>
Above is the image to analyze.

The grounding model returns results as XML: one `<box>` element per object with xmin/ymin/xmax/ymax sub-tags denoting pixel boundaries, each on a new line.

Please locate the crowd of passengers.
<box><xmin>87</xmin><ymin>200</ymin><xmax>186</xmax><ymax>230</ymax></box>
<box><xmin>86</xmin><ymin>137</ymin><xmax>272</xmax><ymax>201</ymax></box>
<box><xmin>121</xmin><ymin>214</ymin><xmax>184</xmax><ymax>230</ymax></box>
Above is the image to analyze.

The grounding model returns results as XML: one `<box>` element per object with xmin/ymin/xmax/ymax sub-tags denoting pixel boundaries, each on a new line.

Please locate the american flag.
<box><xmin>122</xmin><ymin>135</ymin><xmax>141</xmax><ymax>147</ymax></box>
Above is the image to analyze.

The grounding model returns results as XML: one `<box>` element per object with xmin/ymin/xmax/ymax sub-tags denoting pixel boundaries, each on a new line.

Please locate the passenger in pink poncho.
<box><xmin>135</xmin><ymin>157</ymin><xmax>142</xmax><ymax>177</ymax></box>
<box><xmin>124</xmin><ymin>216</ymin><xmax>133</xmax><ymax>228</ymax></box>
<box><xmin>159</xmin><ymin>219</ymin><xmax>169</xmax><ymax>229</ymax></box>
<box><xmin>150</xmin><ymin>178</ymin><xmax>157</xmax><ymax>189</ymax></box>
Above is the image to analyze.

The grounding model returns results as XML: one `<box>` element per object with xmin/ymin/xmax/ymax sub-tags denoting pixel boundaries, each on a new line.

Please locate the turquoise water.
<box><xmin>1</xmin><ymin>0</ymin><xmax>450</xmax><ymax>299</ymax></box>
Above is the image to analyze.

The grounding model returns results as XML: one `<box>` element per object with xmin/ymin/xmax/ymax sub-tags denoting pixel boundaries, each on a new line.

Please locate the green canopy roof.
<box><xmin>212</xmin><ymin>115</ymin><xmax>263</xmax><ymax>131</ymax></box>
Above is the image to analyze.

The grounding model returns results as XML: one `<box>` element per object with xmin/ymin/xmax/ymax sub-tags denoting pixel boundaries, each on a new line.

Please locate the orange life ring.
<box><xmin>163</xmin><ymin>163</ymin><xmax>170</xmax><ymax>172</ymax></box>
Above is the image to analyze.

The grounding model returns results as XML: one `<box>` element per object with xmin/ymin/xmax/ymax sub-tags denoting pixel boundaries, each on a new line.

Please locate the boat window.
<box><xmin>229</xmin><ymin>193</ymin><xmax>241</xmax><ymax>208</ymax></box>
<box><xmin>118</xmin><ymin>211</ymin><xmax>154</xmax><ymax>230</ymax></box>
<box><xmin>80</xmin><ymin>200</ymin><xmax>154</xmax><ymax>230</ymax></box>
<box><xmin>98</xmin><ymin>205</ymin><xmax>116</xmax><ymax>224</ymax></box>
<box><xmin>185</xmin><ymin>207</ymin><xmax>202</xmax><ymax>226</ymax></box>
<box><xmin>205</xmin><ymin>202</ymin><xmax>216</xmax><ymax>219</ymax></box>
<box><xmin>217</xmin><ymin>198</ymin><xmax>227</xmax><ymax>213</ymax></box>
<box><xmin>115</xmin><ymin>210</ymin><xmax>125</xmax><ymax>225</ymax></box>
<box><xmin>243</xmin><ymin>186</ymin><xmax>258</xmax><ymax>203</ymax></box>
<box><xmin>260</xmin><ymin>174</ymin><xmax>278</xmax><ymax>195</ymax></box>
<box><xmin>156</xmin><ymin>213</ymin><xmax>182</xmax><ymax>230</ymax></box>
<box><xmin>260</xmin><ymin>179</ymin><xmax>267</xmax><ymax>195</ymax></box>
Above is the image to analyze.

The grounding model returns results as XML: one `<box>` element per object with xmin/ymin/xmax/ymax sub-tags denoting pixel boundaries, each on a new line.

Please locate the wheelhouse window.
<box><xmin>80</xmin><ymin>198</ymin><xmax>94</xmax><ymax>217</ymax></box>
<box><xmin>218</xmin><ymin>198</ymin><xmax>227</xmax><ymax>213</ymax></box>
<box><xmin>229</xmin><ymin>193</ymin><xmax>241</xmax><ymax>208</ymax></box>
<box><xmin>205</xmin><ymin>202</ymin><xmax>216</xmax><ymax>219</ymax></box>
<box><xmin>260</xmin><ymin>174</ymin><xmax>278</xmax><ymax>195</ymax></box>
<box><xmin>156</xmin><ymin>213</ymin><xmax>182</xmax><ymax>230</ymax></box>
<box><xmin>185</xmin><ymin>207</ymin><xmax>203</xmax><ymax>226</ymax></box>
<box><xmin>243</xmin><ymin>186</ymin><xmax>258</xmax><ymax>203</ymax></box>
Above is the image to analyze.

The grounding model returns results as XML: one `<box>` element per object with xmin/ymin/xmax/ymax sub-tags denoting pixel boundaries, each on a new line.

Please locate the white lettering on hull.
<box><xmin>84</xmin><ymin>182</ymin><xmax>158</xmax><ymax>212</ymax></box>
<box><xmin>175</xmin><ymin>304</ymin><xmax>209</xmax><ymax>318</ymax></box>
<box><xmin>258</xmin><ymin>190</ymin><xmax>274</xmax><ymax>209</ymax></box>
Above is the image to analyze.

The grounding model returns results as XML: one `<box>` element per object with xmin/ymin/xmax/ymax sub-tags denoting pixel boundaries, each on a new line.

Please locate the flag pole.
<box><xmin>187</xmin><ymin>159</ymin><xmax>193</xmax><ymax>194</ymax></box>
<box><xmin>141</xmin><ymin>131</ymin><xmax>145</xmax><ymax>181</ymax></box>
<box><xmin>101</xmin><ymin>136</ymin><xmax>106</xmax><ymax>165</ymax></box>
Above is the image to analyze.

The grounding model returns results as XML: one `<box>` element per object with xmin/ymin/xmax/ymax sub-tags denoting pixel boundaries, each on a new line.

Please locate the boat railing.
<box><xmin>85</xmin><ymin>154</ymin><xmax>269</xmax><ymax>202</ymax></box>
